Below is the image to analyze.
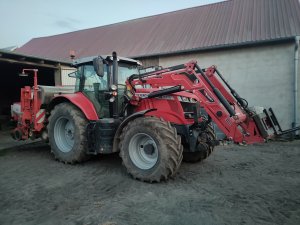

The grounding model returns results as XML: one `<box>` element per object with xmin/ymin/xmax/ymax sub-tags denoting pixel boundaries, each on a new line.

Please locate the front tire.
<box><xmin>183</xmin><ymin>126</ymin><xmax>216</xmax><ymax>163</ymax></box>
<box><xmin>48</xmin><ymin>103</ymin><xmax>90</xmax><ymax>164</ymax></box>
<box><xmin>119</xmin><ymin>117</ymin><xmax>183</xmax><ymax>182</ymax></box>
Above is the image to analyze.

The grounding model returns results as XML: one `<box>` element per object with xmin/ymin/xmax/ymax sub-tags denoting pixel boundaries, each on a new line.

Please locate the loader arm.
<box><xmin>127</xmin><ymin>61</ymin><xmax>299</xmax><ymax>144</ymax></box>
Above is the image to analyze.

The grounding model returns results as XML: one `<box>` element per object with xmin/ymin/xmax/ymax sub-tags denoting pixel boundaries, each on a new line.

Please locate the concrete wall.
<box><xmin>60</xmin><ymin>67</ymin><xmax>77</xmax><ymax>87</ymax></box>
<box><xmin>139</xmin><ymin>57</ymin><xmax>159</xmax><ymax>68</ymax></box>
<box><xmin>158</xmin><ymin>42</ymin><xmax>296</xmax><ymax>130</ymax></box>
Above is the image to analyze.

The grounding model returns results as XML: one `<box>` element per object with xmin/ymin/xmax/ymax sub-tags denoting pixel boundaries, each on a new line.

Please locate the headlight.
<box><xmin>110</xmin><ymin>84</ymin><xmax>117</xmax><ymax>91</ymax></box>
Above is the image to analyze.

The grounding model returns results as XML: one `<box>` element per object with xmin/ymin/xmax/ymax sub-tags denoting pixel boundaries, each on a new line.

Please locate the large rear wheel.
<box><xmin>48</xmin><ymin>103</ymin><xmax>90</xmax><ymax>163</ymax></box>
<box><xmin>119</xmin><ymin>117</ymin><xmax>183</xmax><ymax>182</ymax></box>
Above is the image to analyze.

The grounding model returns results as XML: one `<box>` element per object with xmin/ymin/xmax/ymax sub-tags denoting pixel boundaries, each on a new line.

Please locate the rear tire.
<box><xmin>183</xmin><ymin>126</ymin><xmax>216</xmax><ymax>163</ymax></box>
<box><xmin>48</xmin><ymin>103</ymin><xmax>90</xmax><ymax>164</ymax></box>
<box><xmin>119</xmin><ymin>117</ymin><xmax>183</xmax><ymax>182</ymax></box>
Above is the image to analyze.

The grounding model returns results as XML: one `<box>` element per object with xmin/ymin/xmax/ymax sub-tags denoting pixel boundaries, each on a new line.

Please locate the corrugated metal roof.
<box><xmin>0</xmin><ymin>49</ymin><xmax>71</xmax><ymax>68</ymax></box>
<box><xmin>16</xmin><ymin>0</ymin><xmax>300</xmax><ymax>61</ymax></box>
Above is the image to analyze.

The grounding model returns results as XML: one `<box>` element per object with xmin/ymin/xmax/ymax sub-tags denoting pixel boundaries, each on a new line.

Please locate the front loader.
<box><xmin>11</xmin><ymin>52</ymin><xmax>300</xmax><ymax>182</ymax></box>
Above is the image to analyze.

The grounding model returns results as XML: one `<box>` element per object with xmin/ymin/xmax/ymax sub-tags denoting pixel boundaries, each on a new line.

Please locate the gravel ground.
<box><xmin>0</xmin><ymin>140</ymin><xmax>299</xmax><ymax>225</ymax></box>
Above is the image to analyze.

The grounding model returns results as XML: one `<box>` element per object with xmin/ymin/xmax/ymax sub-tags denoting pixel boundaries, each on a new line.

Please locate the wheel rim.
<box><xmin>54</xmin><ymin>116</ymin><xmax>75</xmax><ymax>153</ymax></box>
<box><xmin>128</xmin><ymin>133</ymin><xmax>158</xmax><ymax>170</ymax></box>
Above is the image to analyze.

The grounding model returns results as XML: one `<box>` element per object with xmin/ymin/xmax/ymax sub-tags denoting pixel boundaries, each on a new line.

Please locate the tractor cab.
<box><xmin>70</xmin><ymin>53</ymin><xmax>140</xmax><ymax>119</ymax></box>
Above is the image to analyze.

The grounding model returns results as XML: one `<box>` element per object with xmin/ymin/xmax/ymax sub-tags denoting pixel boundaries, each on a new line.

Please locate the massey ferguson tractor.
<box><xmin>11</xmin><ymin>52</ymin><xmax>300</xmax><ymax>182</ymax></box>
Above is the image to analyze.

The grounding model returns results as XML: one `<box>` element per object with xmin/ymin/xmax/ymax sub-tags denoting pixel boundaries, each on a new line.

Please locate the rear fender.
<box><xmin>48</xmin><ymin>92</ymin><xmax>98</xmax><ymax>120</ymax></box>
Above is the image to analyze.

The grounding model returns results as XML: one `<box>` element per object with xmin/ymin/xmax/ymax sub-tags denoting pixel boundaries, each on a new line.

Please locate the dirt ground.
<box><xmin>0</xmin><ymin>139</ymin><xmax>299</xmax><ymax>225</ymax></box>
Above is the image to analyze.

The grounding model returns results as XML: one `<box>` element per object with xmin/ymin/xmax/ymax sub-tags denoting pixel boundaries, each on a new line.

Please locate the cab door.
<box><xmin>80</xmin><ymin>64</ymin><xmax>110</xmax><ymax>118</ymax></box>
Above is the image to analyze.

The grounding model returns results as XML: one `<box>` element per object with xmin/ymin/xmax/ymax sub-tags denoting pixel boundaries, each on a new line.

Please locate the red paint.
<box><xmin>127</xmin><ymin>61</ymin><xmax>269</xmax><ymax>144</ymax></box>
<box><xmin>12</xmin><ymin>60</ymin><xmax>277</xmax><ymax>145</ymax></box>
<box><xmin>12</xmin><ymin>70</ymin><xmax>98</xmax><ymax>141</ymax></box>
<box><xmin>54</xmin><ymin>92</ymin><xmax>98</xmax><ymax>120</ymax></box>
<box><xmin>13</xmin><ymin>69</ymin><xmax>44</xmax><ymax>140</ymax></box>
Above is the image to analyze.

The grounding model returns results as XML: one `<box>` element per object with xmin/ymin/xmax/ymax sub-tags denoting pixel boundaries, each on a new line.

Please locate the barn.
<box><xmin>13</xmin><ymin>0</ymin><xmax>300</xmax><ymax>130</ymax></box>
<box><xmin>0</xmin><ymin>50</ymin><xmax>72</xmax><ymax>129</ymax></box>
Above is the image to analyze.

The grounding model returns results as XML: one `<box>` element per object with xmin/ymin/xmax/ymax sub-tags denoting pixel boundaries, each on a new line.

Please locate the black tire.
<box><xmin>119</xmin><ymin>117</ymin><xmax>183</xmax><ymax>182</ymax></box>
<box><xmin>47</xmin><ymin>102</ymin><xmax>90</xmax><ymax>163</ymax></box>
<box><xmin>183</xmin><ymin>126</ymin><xmax>216</xmax><ymax>163</ymax></box>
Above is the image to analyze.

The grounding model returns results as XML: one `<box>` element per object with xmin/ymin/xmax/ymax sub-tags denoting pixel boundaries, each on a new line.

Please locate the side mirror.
<box><xmin>93</xmin><ymin>57</ymin><xmax>104</xmax><ymax>77</ymax></box>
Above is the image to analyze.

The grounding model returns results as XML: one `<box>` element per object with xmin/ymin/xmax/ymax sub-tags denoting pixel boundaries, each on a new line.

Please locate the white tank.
<box><xmin>11</xmin><ymin>102</ymin><xmax>21</xmax><ymax>119</ymax></box>
<box><xmin>38</xmin><ymin>85</ymin><xmax>75</xmax><ymax>104</ymax></box>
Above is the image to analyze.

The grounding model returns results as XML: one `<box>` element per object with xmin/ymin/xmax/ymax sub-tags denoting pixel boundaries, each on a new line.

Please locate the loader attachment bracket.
<box><xmin>253</xmin><ymin>107</ymin><xmax>300</xmax><ymax>138</ymax></box>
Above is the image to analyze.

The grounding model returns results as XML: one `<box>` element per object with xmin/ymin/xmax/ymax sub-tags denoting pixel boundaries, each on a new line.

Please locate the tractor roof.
<box><xmin>72</xmin><ymin>55</ymin><xmax>141</xmax><ymax>67</ymax></box>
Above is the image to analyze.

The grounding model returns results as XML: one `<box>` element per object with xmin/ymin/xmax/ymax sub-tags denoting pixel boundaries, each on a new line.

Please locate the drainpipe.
<box><xmin>294</xmin><ymin>36</ymin><xmax>300</xmax><ymax>135</ymax></box>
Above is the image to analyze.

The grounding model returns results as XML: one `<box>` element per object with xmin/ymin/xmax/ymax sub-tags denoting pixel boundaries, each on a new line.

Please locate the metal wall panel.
<box><xmin>60</xmin><ymin>67</ymin><xmax>76</xmax><ymax>87</ymax></box>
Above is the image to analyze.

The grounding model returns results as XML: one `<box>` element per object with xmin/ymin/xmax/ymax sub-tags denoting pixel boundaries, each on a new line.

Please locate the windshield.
<box><xmin>83</xmin><ymin>65</ymin><xmax>108</xmax><ymax>91</ymax></box>
<box><xmin>118</xmin><ymin>63</ymin><xmax>139</xmax><ymax>84</ymax></box>
<box><xmin>74</xmin><ymin>63</ymin><xmax>138</xmax><ymax>93</ymax></box>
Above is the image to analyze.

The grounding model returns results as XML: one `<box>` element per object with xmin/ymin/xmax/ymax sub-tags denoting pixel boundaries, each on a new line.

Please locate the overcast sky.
<box><xmin>0</xmin><ymin>0</ymin><xmax>223</xmax><ymax>49</ymax></box>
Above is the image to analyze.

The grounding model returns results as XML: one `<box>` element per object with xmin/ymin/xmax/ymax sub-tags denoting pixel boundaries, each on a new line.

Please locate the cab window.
<box><xmin>118</xmin><ymin>63</ymin><xmax>138</xmax><ymax>84</ymax></box>
<box><xmin>83</xmin><ymin>65</ymin><xmax>108</xmax><ymax>91</ymax></box>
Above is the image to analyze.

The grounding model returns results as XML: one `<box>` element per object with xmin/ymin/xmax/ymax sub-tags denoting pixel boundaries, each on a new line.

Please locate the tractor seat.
<box><xmin>38</xmin><ymin>85</ymin><xmax>75</xmax><ymax>104</ymax></box>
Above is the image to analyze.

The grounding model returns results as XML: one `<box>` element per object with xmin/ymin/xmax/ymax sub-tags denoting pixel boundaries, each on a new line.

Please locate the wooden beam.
<box><xmin>0</xmin><ymin>58</ymin><xmax>59</xmax><ymax>69</ymax></box>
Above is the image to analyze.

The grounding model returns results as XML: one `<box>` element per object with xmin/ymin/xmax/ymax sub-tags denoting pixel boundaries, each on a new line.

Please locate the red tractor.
<box><xmin>11</xmin><ymin>52</ymin><xmax>299</xmax><ymax>182</ymax></box>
